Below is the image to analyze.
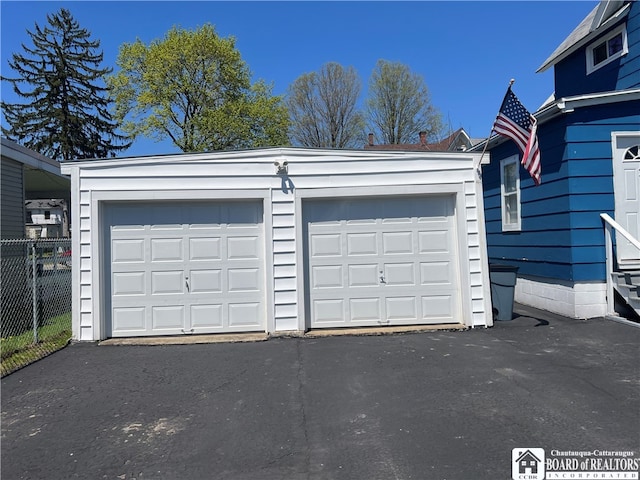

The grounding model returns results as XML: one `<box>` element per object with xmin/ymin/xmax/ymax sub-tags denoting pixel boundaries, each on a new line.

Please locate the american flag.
<box><xmin>493</xmin><ymin>87</ymin><xmax>541</xmax><ymax>185</ymax></box>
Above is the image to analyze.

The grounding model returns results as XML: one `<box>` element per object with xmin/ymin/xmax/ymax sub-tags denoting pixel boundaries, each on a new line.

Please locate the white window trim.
<box><xmin>586</xmin><ymin>24</ymin><xmax>628</xmax><ymax>75</ymax></box>
<box><xmin>500</xmin><ymin>155</ymin><xmax>521</xmax><ymax>232</ymax></box>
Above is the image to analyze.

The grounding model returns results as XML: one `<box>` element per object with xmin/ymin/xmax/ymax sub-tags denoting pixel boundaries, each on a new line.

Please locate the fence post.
<box><xmin>31</xmin><ymin>241</ymin><xmax>38</xmax><ymax>344</ymax></box>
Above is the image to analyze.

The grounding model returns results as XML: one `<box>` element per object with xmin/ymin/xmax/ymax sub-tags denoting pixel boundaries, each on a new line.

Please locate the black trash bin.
<box><xmin>489</xmin><ymin>264</ymin><xmax>519</xmax><ymax>321</ymax></box>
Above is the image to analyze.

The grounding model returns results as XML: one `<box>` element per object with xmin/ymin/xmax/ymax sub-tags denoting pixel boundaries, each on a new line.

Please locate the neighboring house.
<box><xmin>477</xmin><ymin>0</ymin><xmax>640</xmax><ymax>319</ymax></box>
<box><xmin>365</xmin><ymin>128</ymin><xmax>478</xmax><ymax>152</ymax></box>
<box><xmin>25</xmin><ymin>199</ymin><xmax>69</xmax><ymax>239</ymax></box>
<box><xmin>0</xmin><ymin>137</ymin><xmax>71</xmax><ymax>239</ymax></box>
<box><xmin>61</xmin><ymin>147</ymin><xmax>492</xmax><ymax>341</ymax></box>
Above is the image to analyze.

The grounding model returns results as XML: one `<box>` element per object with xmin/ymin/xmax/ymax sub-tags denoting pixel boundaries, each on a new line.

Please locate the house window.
<box><xmin>624</xmin><ymin>145</ymin><xmax>640</xmax><ymax>161</ymax></box>
<box><xmin>44</xmin><ymin>210</ymin><xmax>51</xmax><ymax>220</ymax></box>
<box><xmin>501</xmin><ymin>155</ymin><xmax>521</xmax><ymax>231</ymax></box>
<box><xmin>586</xmin><ymin>24</ymin><xmax>628</xmax><ymax>74</ymax></box>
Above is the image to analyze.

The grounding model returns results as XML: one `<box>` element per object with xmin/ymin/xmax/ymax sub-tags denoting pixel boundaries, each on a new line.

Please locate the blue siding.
<box><xmin>554</xmin><ymin>2</ymin><xmax>640</xmax><ymax>97</ymax></box>
<box><xmin>619</xmin><ymin>1</ymin><xmax>640</xmax><ymax>89</ymax></box>
<box><xmin>482</xmin><ymin>99</ymin><xmax>640</xmax><ymax>283</ymax></box>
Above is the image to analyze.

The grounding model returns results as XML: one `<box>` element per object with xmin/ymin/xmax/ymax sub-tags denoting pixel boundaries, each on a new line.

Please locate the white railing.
<box><xmin>600</xmin><ymin>213</ymin><xmax>640</xmax><ymax>315</ymax></box>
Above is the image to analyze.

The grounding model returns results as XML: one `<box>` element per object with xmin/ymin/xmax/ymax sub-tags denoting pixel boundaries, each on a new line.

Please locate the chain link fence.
<box><xmin>1</xmin><ymin>239</ymin><xmax>72</xmax><ymax>376</ymax></box>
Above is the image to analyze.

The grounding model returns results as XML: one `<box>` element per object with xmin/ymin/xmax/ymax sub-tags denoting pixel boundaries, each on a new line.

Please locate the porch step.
<box><xmin>613</xmin><ymin>270</ymin><xmax>640</xmax><ymax>317</ymax></box>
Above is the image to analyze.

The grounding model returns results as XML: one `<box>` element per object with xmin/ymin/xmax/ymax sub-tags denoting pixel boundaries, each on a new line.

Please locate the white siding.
<box><xmin>272</xmin><ymin>189</ymin><xmax>298</xmax><ymax>331</ymax></box>
<box><xmin>79</xmin><ymin>187</ymin><xmax>92</xmax><ymax>340</ymax></box>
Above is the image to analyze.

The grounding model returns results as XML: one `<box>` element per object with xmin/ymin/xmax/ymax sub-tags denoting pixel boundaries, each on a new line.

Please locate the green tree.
<box><xmin>108</xmin><ymin>24</ymin><xmax>289</xmax><ymax>152</ymax></box>
<box><xmin>366</xmin><ymin>59</ymin><xmax>442</xmax><ymax>144</ymax></box>
<box><xmin>286</xmin><ymin>62</ymin><xmax>364</xmax><ymax>148</ymax></box>
<box><xmin>1</xmin><ymin>8</ymin><xmax>130</xmax><ymax>160</ymax></box>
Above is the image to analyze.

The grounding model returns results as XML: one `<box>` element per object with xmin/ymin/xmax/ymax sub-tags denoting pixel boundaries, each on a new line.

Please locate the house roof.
<box><xmin>1</xmin><ymin>137</ymin><xmax>71</xmax><ymax>194</ymax></box>
<box><xmin>537</xmin><ymin>0</ymin><xmax>631</xmax><ymax>73</ymax></box>
<box><xmin>364</xmin><ymin>128</ymin><xmax>475</xmax><ymax>152</ymax></box>
<box><xmin>1</xmin><ymin>137</ymin><xmax>63</xmax><ymax>175</ymax></box>
<box><xmin>25</xmin><ymin>199</ymin><xmax>67</xmax><ymax>209</ymax></box>
<box><xmin>60</xmin><ymin>146</ymin><xmax>491</xmax><ymax>172</ymax></box>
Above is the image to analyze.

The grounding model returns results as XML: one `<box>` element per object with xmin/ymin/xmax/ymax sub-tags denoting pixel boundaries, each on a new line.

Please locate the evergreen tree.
<box><xmin>1</xmin><ymin>8</ymin><xmax>130</xmax><ymax>160</ymax></box>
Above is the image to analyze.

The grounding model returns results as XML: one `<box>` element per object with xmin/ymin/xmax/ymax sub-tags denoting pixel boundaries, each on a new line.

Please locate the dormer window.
<box><xmin>586</xmin><ymin>24</ymin><xmax>628</xmax><ymax>74</ymax></box>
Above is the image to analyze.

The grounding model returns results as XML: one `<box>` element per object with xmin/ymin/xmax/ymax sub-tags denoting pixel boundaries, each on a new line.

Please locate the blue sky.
<box><xmin>1</xmin><ymin>1</ymin><xmax>596</xmax><ymax>157</ymax></box>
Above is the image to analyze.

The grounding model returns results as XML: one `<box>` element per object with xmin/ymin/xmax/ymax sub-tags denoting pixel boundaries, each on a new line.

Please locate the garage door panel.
<box><xmin>312</xmin><ymin>265</ymin><xmax>343</xmax><ymax>288</ymax></box>
<box><xmin>113</xmin><ymin>307</ymin><xmax>145</xmax><ymax>331</ymax></box>
<box><xmin>311</xmin><ymin>234</ymin><xmax>342</xmax><ymax>257</ymax></box>
<box><xmin>348</xmin><ymin>264</ymin><xmax>378</xmax><ymax>287</ymax></box>
<box><xmin>227</xmin><ymin>236</ymin><xmax>260</xmax><ymax>259</ymax></box>
<box><xmin>151</xmin><ymin>238</ymin><xmax>183</xmax><ymax>262</ymax></box>
<box><xmin>189</xmin><ymin>237</ymin><xmax>221</xmax><ymax>260</ymax></box>
<box><xmin>112</xmin><ymin>239</ymin><xmax>145</xmax><ymax>263</ymax></box>
<box><xmin>383</xmin><ymin>263</ymin><xmax>415</xmax><ymax>286</ymax></box>
<box><xmin>347</xmin><ymin>233</ymin><xmax>377</xmax><ymax>255</ymax></box>
<box><xmin>112</xmin><ymin>223</ymin><xmax>144</xmax><ymax>232</ymax></box>
<box><xmin>313</xmin><ymin>299</ymin><xmax>345</xmax><ymax>324</ymax></box>
<box><xmin>421</xmin><ymin>295</ymin><xmax>454</xmax><ymax>319</ymax></box>
<box><xmin>381</xmin><ymin>215</ymin><xmax>412</xmax><ymax>224</ymax></box>
<box><xmin>385</xmin><ymin>297</ymin><xmax>417</xmax><ymax>320</ymax></box>
<box><xmin>350</xmin><ymin>298</ymin><xmax>381</xmax><ymax>322</ymax></box>
<box><xmin>382</xmin><ymin>232</ymin><xmax>413</xmax><ymax>254</ymax></box>
<box><xmin>228</xmin><ymin>303</ymin><xmax>262</xmax><ymax>326</ymax></box>
<box><xmin>152</xmin><ymin>306</ymin><xmax>184</xmax><ymax>329</ymax></box>
<box><xmin>420</xmin><ymin>262</ymin><xmax>452</xmax><ymax>285</ymax></box>
<box><xmin>113</xmin><ymin>272</ymin><xmax>145</xmax><ymax>296</ymax></box>
<box><xmin>151</xmin><ymin>271</ymin><xmax>184</xmax><ymax>295</ymax></box>
<box><xmin>305</xmin><ymin>195</ymin><xmax>460</xmax><ymax>328</ymax></box>
<box><xmin>107</xmin><ymin>201</ymin><xmax>265</xmax><ymax>337</ymax></box>
<box><xmin>191</xmin><ymin>305</ymin><xmax>223</xmax><ymax>328</ymax></box>
<box><xmin>418</xmin><ymin>231</ymin><xmax>450</xmax><ymax>253</ymax></box>
<box><xmin>228</xmin><ymin>268</ymin><xmax>260</xmax><ymax>292</ymax></box>
<box><xmin>189</xmin><ymin>269</ymin><xmax>222</xmax><ymax>293</ymax></box>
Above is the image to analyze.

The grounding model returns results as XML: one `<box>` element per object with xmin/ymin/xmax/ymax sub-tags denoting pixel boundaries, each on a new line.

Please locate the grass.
<box><xmin>1</xmin><ymin>312</ymin><xmax>71</xmax><ymax>377</ymax></box>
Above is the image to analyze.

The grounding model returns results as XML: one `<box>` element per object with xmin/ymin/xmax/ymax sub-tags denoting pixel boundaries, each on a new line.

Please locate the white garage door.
<box><xmin>304</xmin><ymin>195</ymin><xmax>460</xmax><ymax>328</ymax></box>
<box><xmin>106</xmin><ymin>201</ymin><xmax>265</xmax><ymax>337</ymax></box>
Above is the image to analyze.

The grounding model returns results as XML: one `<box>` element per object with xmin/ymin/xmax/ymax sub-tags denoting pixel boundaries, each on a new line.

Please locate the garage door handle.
<box><xmin>185</xmin><ymin>278</ymin><xmax>190</xmax><ymax>292</ymax></box>
<box><xmin>379</xmin><ymin>271</ymin><xmax>386</xmax><ymax>284</ymax></box>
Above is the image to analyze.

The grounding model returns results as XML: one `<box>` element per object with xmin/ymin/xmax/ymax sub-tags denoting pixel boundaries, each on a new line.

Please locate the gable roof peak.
<box><xmin>537</xmin><ymin>0</ymin><xmax>631</xmax><ymax>73</ymax></box>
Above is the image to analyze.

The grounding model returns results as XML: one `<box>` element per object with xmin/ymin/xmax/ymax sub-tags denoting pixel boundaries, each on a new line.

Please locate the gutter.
<box><xmin>471</xmin><ymin>88</ymin><xmax>640</xmax><ymax>152</ymax></box>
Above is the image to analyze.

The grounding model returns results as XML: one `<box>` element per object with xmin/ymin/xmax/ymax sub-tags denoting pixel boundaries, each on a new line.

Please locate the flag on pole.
<box><xmin>493</xmin><ymin>86</ymin><xmax>541</xmax><ymax>185</ymax></box>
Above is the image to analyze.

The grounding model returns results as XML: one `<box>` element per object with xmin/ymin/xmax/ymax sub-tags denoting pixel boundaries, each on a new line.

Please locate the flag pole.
<box><xmin>474</xmin><ymin>79</ymin><xmax>515</xmax><ymax>177</ymax></box>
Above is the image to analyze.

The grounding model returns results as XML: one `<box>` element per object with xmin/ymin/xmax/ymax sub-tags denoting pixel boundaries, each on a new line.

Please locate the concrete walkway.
<box><xmin>2</xmin><ymin>305</ymin><xmax>639</xmax><ymax>479</ymax></box>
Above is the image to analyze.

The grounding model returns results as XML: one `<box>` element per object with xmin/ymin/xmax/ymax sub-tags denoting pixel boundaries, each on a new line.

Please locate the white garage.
<box><xmin>62</xmin><ymin>148</ymin><xmax>492</xmax><ymax>341</ymax></box>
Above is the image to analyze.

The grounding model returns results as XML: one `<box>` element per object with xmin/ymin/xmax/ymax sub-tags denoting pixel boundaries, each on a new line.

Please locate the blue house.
<box><xmin>479</xmin><ymin>0</ymin><xmax>640</xmax><ymax>319</ymax></box>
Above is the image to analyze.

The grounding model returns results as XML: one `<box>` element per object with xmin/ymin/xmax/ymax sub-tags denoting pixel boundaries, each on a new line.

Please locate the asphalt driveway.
<box><xmin>2</xmin><ymin>306</ymin><xmax>639</xmax><ymax>480</ymax></box>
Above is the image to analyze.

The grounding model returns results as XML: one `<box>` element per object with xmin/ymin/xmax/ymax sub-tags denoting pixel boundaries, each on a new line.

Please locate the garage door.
<box><xmin>106</xmin><ymin>201</ymin><xmax>265</xmax><ymax>337</ymax></box>
<box><xmin>304</xmin><ymin>195</ymin><xmax>460</xmax><ymax>328</ymax></box>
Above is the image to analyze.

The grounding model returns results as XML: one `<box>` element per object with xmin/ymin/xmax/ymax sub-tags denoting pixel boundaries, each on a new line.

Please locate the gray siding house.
<box><xmin>1</xmin><ymin>137</ymin><xmax>71</xmax><ymax>239</ymax></box>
